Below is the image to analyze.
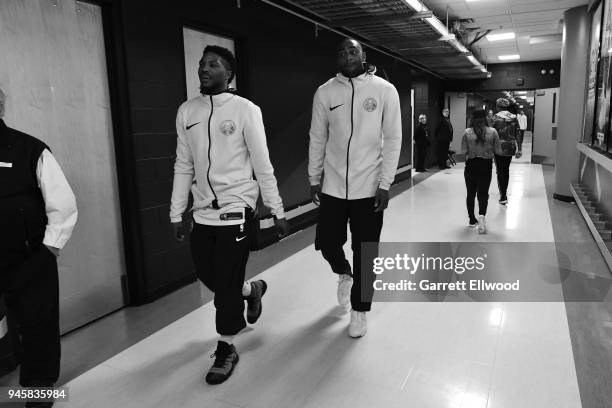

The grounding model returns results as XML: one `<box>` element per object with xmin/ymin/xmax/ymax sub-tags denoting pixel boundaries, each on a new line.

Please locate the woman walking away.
<box><xmin>462</xmin><ymin>110</ymin><xmax>501</xmax><ymax>234</ymax></box>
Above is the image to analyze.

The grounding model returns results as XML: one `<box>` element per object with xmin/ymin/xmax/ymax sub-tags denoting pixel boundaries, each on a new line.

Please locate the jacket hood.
<box><xmin>200</xmin><ymin>91</ymin><xmax>234</xmax><ymax>107</ymax></box>
<box><xmin>335</xmin><ymin>64</ymin><xmax>377</xmax><ymax>85</ymax></box>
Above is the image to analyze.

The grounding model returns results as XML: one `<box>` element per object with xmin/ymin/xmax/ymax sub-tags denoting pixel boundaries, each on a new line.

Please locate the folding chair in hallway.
<box><xmin>448</xmin><ymin>150</ymin><xmax>457</xmax><ymax>166</ymax></box>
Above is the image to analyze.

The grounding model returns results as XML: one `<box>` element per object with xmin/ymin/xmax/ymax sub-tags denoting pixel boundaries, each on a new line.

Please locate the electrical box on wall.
<box><xmin>516</xmin><ymin>77</ymin><xmax>524</xmax><ymax>86</ymax></box>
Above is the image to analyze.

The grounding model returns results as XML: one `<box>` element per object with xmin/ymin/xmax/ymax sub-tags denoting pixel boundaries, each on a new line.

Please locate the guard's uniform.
<box><xmin>0</xmin><ymin>119</ymin><xmax>77</xmax><ymax>387</ymax></box>
<box><xmin>170</xmin><ymin>91</ymin><xmax>285</xmax><ymax>335</ymax></box>
<box><xmin>308</xmin><ymin>70</ymin><xmax>402</xmax><ymax>311</ymax></box>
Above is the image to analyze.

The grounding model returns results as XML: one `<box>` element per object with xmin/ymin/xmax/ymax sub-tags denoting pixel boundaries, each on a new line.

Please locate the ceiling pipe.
<box><xmin>258</xmin><ymin>0</ymin><xmax>446</xmax><ymax>79</ymax></box>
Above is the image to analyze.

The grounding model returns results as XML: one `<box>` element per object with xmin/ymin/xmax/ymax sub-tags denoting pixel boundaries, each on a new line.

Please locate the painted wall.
<box><xmin>445</xmin><ymin>92</ymin><xmax>468</xmax><ymax>156</ymax></box>
<box><xmin>445</xmin><ymin>60</ymin><xmax>561</xmax><ymax>91</ymax></box>
<box><xmin>413</xmin><ymin>74</ymin><xmax>445</xmax><ymax>167</ymax></box>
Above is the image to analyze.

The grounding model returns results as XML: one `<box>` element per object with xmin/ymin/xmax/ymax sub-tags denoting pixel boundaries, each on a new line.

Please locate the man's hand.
<box><xmin>515</xmin><ymin>150</ymin><xmax>522</xmax><ymax>159</ymax></box>
<box><xmin>45</xmin><ymin>245</ymin><xmax>60</xmax><ymax>257</ymax></box>
<box><xmin>172</xmin><ymin>221</ymin><xmax>186</xmax><ymax>242</ymax></box>
<box><xmin>374</xmin><ymin>188</ymin><xmax>389</xmax><ymax>213</ymax></box>
<box><xmin>311</xmin><ymin>184</ymin><xmax>322</xmax><ymax>206</ymax></box>
<box><xmin>275</xmin><ymin>218</ymin><xmax>290</xmax><ymax>239</ymax></box>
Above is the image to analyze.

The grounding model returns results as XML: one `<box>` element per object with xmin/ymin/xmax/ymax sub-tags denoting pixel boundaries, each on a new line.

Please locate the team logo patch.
<box><xmin>220</xmin><ymin>120</ymin><xmax>236</xmax><ymax>136</ymax></box>
<box><xmin>363</xmin><ymin>97</ymin><xmax>377</xmax><ymax>112</ymax></box>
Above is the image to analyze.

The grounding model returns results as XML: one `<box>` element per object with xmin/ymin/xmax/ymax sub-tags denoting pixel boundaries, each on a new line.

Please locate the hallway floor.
<box><xmin>48</xmin><ymin>161</ymin><xmax>612</xmax><ymax>408</ymax></box>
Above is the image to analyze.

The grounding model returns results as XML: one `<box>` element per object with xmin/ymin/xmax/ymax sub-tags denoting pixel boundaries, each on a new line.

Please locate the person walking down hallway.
<box><xmin>0</xmin><ymin>88</ymin><xmax>78</xmax><ymax>407</ymax></box>
<box><xmin>414</xmin><ymin>114</ymin><xmax>430</xmax><ymax>172</ymax></box>
<box><xmin>170</xmin><ymin>45</ymin><xmax>290</xmax><ymax>385</ymax></box>
<box><xmin>486</xmin><ymin>110</ymin><xmax>495</xmax><ymax>128</ymax></box>
<box><xmin>435</xmin><ymin>108</ymin><xmax>453</xmax><ymax>170</ymax></box>
<box><xmin>309</xmin><ymin>38</ymin><xmax>402</xmax><ymax>338</ymax></box>
<box><xmin>462</xmin><ymin>109</ymin><xmax>501</xmax><ymax>234</ymax></box>
<box><xmin>492</xmin><ymin>98</ymin><xmax>523</xmax><ymax>205</ymax></box>
<box><xmin>517</xmin><ymin>110</ymin><xmax>528</xmax><ymax>141</ymax></box>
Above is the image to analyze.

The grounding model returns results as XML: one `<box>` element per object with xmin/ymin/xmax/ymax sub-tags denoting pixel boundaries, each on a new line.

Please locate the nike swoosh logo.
<box><xmin>186</xmin><ymin>121</ymin><xmax>201</xmax><ymax>130</ymax></box>
<box><xmin>330</xmin><ymin>104</ymin><xmax>343</xmax><ymax>111</ymax></box>
<box><xmin>235</xmin><ymin>235</ymin><xmax>247</xmax><ymax>242</ymax></box>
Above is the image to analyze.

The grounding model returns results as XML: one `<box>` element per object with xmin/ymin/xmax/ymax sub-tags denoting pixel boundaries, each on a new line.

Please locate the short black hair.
<box><xmin>203</xmin><ymin>45</ymin><xmax>236</xmax><ymax>83</ymax></box>
<box><xmin>337</xmin><ymin>38</ymin><xmax>363</xmax><ymax>51</ymax></box>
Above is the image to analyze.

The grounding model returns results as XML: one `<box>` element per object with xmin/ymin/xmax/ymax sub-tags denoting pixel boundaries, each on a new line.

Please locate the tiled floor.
<box><xmin>55</xmin><ymin>162</ymin><xmax>586</xmax><ymax>408</ymax></box>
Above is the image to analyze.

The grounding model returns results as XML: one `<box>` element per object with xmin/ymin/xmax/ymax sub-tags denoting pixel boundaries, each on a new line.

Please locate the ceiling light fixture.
<box><xmin>486</xmin><ymin>32</ymin><xmax>516</xmax><ymax>42</ymax></box>
<box><xmin>499</xmin><ymin>54</ymin><xmax>520</xmax><ymax>61</ymax></box>
<box><xmin>402</xmin><ymin>0</ymin><xmax>481</xmax><ymax>69</ymax></box>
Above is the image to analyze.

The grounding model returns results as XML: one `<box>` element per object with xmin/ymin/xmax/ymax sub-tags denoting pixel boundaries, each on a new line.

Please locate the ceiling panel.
<box><xmin>273</xmin><ymin>0</ymin><xmax>587</xmax><ymax>78</ymax></box>
<box><xmin>425</xmin><ymin>0</ymin><xmax>588</xmax><ymax>63</ymax></box>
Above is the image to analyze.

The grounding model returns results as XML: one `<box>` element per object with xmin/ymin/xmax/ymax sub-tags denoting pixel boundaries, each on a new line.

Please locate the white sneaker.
<box><xmin>337</xmin><ymin>274</ymin><xmax>353</xmax><ymax>307</ymax></box>
<box><xmin>348</xmin><ymin>310</ymin><xmax>367</xmax><ymax>338</ymax></box>
<box><xmin>477</xmin><ymin>215</ymin><xmax>486</xmax><ymax>234</ymax></box>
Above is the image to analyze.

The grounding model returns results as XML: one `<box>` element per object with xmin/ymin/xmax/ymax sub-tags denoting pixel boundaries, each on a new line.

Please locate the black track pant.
<box><xmin>464</xmin><ymin>158</ymin><xmax>493</xmax><ymax>222</ymax></box>
<box><xmin>494</xmin><ymin>154</ymin><xmax>513</xmax><ymax>197</ymax></box>
<box><xmin>0</xmin><ymin>244</ymin><xmax>60</xmax><ymax>387</ymax></box>
<box><xmin>315</xmin><ymin>194</ymin><xmax>383</xmax><ymax>312</ymax></box>
<box><xmin>190</xmin><ymin>211</ymin><xmax>254</xmax><ymax>336</ymax></box>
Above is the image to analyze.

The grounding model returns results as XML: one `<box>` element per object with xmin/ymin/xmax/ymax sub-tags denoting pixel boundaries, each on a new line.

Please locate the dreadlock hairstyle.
<box><xmin>471</xmin><ymin>109</ymin><xmax>487</xmax><ymax>144</ymax></box>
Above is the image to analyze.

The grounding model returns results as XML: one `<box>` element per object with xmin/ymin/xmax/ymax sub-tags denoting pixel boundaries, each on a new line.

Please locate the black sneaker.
<box><xmin>499</xmin><ymin>196</ymin><xmax>508</xmax><ymax>205</ymax></box>
<box><xmin>205</xmin><ymin>341</ymin><xmax>239</xmax><ymax>385</ymax></box>
<box><xmin>468</xmin><ymin>218</ymin><xmax>478</xmax><ymax>228</ymax></box>
<box><xmin>245</xmin><ymin>280</ymin><xmax>267</xmax><ymax>324</ymax></box>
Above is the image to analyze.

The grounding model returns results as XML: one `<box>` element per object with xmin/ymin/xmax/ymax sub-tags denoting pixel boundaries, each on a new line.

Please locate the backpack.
<box><xmin>493</xmin><ymin>113</ymin><xmax>518</xmax><ymax>156</ymax></box>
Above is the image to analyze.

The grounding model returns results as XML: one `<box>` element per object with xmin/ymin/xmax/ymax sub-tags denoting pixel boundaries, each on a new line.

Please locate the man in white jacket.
<box><xmin>170</xmin><ymin>46</ymin><xmax>289</xmax><ymax>385</ymax></box>
<box><xmin>309</xmin><ymin>38</ymin><xmax>402</xmax><ymax>338</ymax></box>
<box><xmin>0</xmin><ymin>87</ymin><xmax>77</xmax><ymax>405</ymax></box>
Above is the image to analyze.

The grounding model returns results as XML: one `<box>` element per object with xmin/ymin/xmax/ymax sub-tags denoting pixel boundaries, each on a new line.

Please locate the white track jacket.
<box><xmin>309</xmin><ymin>72</ymin><xmax>402</xmax><ymax>200</ymax></box>
<box><xmin>170</xmin><ymin>92</ymin><xmax>284</xmax><ymax>225</ymax></box>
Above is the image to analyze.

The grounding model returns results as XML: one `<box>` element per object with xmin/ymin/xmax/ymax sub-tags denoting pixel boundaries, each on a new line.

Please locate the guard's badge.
<box><xmin>363</xmin><ymin>97</ymin><xmax>377</xmax><ymax>112</ymax></box>
<box><xmin>220</xmin><ymin>120</ymin><xmax>236</xmax><ymax>136</ymax></box>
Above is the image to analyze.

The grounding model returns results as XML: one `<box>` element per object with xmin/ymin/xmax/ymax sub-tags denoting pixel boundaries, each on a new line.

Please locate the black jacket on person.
<box><xmin>435</xmin><ymin>118</ymin><xmax>453</xmax><ymax>144</ymax></box>
<box><xmin>0</xmin><ymin>119</ymin><xmax>48</xmax><ymax>253</ymax></box>
<box><xmin>414</xmin><ymin>123</ymin><xmax>430</xmax><ymax>146</ymax></box>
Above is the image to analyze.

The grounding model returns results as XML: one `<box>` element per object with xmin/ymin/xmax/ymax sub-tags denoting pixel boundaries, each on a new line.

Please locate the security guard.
<box><xmin>0</xmin><ymin>88</ymin><xmax>77</xmax><ymax>407</ymax></box>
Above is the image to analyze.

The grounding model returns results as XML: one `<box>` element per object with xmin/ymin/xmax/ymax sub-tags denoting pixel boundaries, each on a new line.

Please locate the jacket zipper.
<box><xmin>346</xmin><ymin>78</ymin><xmax>355</xmax><ymax>199</ymax></box>
<box><xmin>206</xmin><ymin>95</ymin><xmax>219</xmax><ymax>209</ymax></box>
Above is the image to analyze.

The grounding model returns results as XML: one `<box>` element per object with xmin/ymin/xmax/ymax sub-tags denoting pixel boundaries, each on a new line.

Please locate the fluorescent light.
<box><xmin>426</xmin><ymin>16</ymin><xmax>450</xmax><ymax>36</ymax></box>
<box><xmin>515</xmin><ymin>91</ymin><xmax>527</xmax><ymax>95</ymax></box>
<box><xmin>402</xmin><ymin>0</ymin><xmax>472</xmax><ymax>55</ymax></box>
<box><xmin>529</xmin><ymin>34</ymin><xmax>562</xmax><ymax>45</ymax></box>
<box><xmin>487</xmin><ymin>32</ymin><xmax>516</xmax><ymax>42</ymax></box>
<box><xmin>499</xmin><ymin>54</ymin><xmax>520</xmax><ymax>61</ymax></box>
<box><xmin>439</xmin><ymin>34</ymin><xmax>456</xmax><ymax>41</ymax></box>
<box><xmin>405</xmin><ymin>0</ymin><xmax>425</xmax><ymax>12</ymax></box>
